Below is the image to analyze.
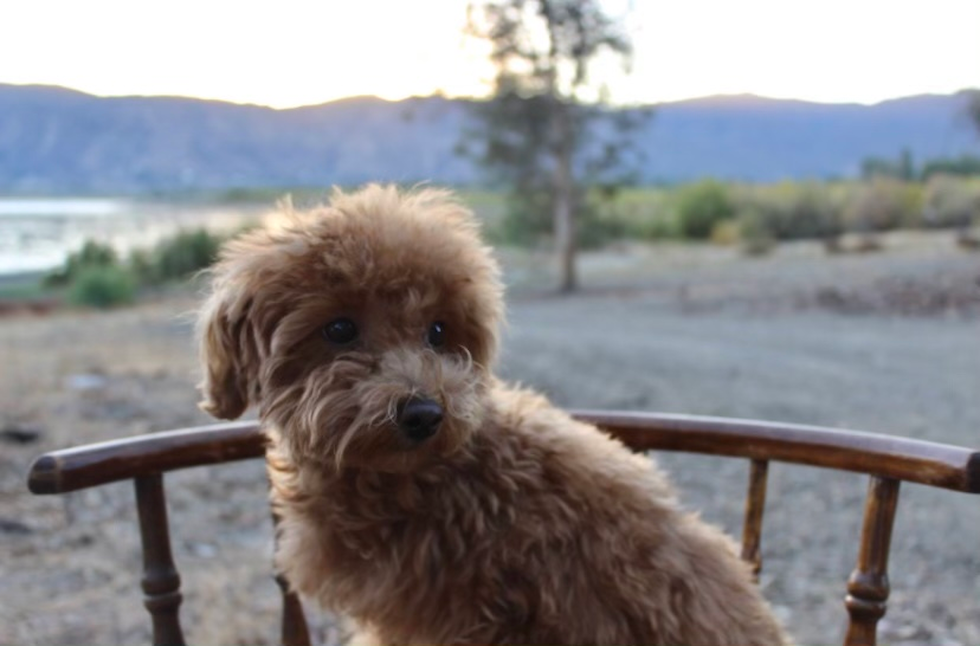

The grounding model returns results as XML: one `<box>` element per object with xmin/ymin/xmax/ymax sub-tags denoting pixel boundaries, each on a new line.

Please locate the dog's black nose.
<box><xmin>397</xmin><ymin>397</ymin><xmax>443</xmax><ymax>441</ymax></box>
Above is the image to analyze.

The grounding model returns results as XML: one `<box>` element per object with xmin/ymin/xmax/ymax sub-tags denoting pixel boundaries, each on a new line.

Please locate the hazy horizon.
<box><xmin>6</xmin><ymin>80</ymin><xmax>978</xmax><ymax>111</ymax></box>
<box><xmin>3</xmin><ymin>0</ymin><xmax>979</xmax><ymax>109</ymax></box>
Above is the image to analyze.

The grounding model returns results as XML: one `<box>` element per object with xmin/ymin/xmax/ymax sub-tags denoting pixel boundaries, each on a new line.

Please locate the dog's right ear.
<box><xmin>197</xmin><ymin>288</ymin><xmax>256</xmax><ymax>420</ymax></box>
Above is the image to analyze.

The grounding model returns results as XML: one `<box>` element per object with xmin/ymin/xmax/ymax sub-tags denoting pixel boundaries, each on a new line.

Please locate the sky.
<box><xmin>1</xmin><ymin>0</ymin><xmax>979</xmax><ymax>109</ymax></box>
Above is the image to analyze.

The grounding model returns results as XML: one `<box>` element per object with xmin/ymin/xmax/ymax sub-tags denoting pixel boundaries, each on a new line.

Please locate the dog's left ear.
<box><xmin>197</xmin><ymin>288</ymin><xmax>257</xmax><ymax>420</ymax></box>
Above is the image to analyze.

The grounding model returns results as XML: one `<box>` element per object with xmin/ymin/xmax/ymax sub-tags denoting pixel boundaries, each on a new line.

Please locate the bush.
<box><xmin>131</xmin><ymin>228</ymin><xmax>224</xmax><ymax>284</ymax></box>
<box><xmin>737</xmin><ymin>208</ymin><xmax>777</xmax><ymax>256</ymax></box>
<box><xmin>675</xmin><ymin>180</ymin><xmax>736</xmax><ymax>239</ymax></box>
<box><xmin>128</xmin><ymin>248</ymin><xmax>157</xmax><ymax>285</ymax></box>
<box><xmin>582</xmin><ymin>187</ymin><xmax>678</xmax><ymax>242</ymax></box>
<box><xmin>779</xmin><ymin>183</ymin><xmax>842</xmax><ymax>240</ymax></box>
<box><xmin>490</xmin><ymin>189</ymin><xmax>631</xmax><ymax>250</ymax></box>
<box><xmin>920</xmin><ymin>155</ymin><xmax>980</xmax><ymax>180</ymax></box>
<box><xmin>710</xmin><ymin>219</ymin><xmax>740</xmax><ymax>246</ymax></box>
<box><xmin>44</xmin><ymin>240</ymin><xmax>119</xmax><ymax>287</ymax></box>
<box><xmin>41</xmin><ymin>228</ymin><xmax>226</xmax><ymax>310</ymax></box>
<box><xmin>575</xmin><ymin>209</ymin><xmax>628</xmax><ymax>249</ymax></box>
<box><xmin>488</xmin><ymin>189</ymin><xmax>555</xmax><ymax>247</ymax></box>
<box><xmin>736</xmin><ymin>182</ymin><xmax>842</xmax><ymax>242</ymax></box>
<box><xmin>67</xmin><ymin>265</ymin><xmax>136</xmax><ymax>308</ymax></box>
<box><xmin>922</xmin><ymin>175</ymin><xmax>980</xmax><ymax>229</ymax></box>
<box><xmin>152</xmin><ymin>228</ymin><xmax>223</xmax><ymax>282</ymax></box>
<box><xmin>843</xmin><ymin>178</ymin><xmax>922</xmax><ymax>233</ymax></box>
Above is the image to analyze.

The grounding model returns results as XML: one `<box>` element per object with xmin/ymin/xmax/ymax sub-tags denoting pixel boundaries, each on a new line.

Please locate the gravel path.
<box><xmin>502</xmin><ymin>300</ymin><xmax>980</xmax><ymax>645</ymax></box>
<box><xmin>2</xmin><ymin>233</ymin><xmax>978</xmax><ymax>645</ymax></box>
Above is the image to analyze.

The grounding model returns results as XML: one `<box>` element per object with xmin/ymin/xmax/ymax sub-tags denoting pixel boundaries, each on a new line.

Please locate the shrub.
<box><xmin>710</xmin><ymin>219</ymin><xmax>740</xmax><ymax>246</ymax></box>
<box><xmin>675</xmin><ymin>180</ymin><xmax>736</xmax><ymax>239</ymax></box>
<box><xmin>920</xmin><ymin>155</ymin><xmax>980</xmax><ymax>180</ymax></box>
<box><xmin>153</xmin><ymin>228</ymin><xmax>223</xmax><ymax>282</ymax></box>
<box><xmin>736</xmin><ymin>182</ymin><xmax>842</xmax><ymax>242</ymax></box>
<box><xmin>586</xmin><ymin>188</ymin><xmax>678</xmax><ymax>242</ymax></box>
<box><xmin>780</xmin><ymin>183</ymin><xmax>842</xmax><ymax>240</ymax></box>
<box><xmin>842</xmin><ymin>178</ymin><xmax>921</xmax><ymax>233</ymax></box>
<box><xmin>44</xmin><ymin>240</ymin><xmax>119</xmax><ymax>287</ymax></box>
<box><xmin>128</xmin><ymin>248</ymin><xmax>157</xmax><ymax>285</ymax></box>
<box><xmin>630</xmin><ymin>214</ymin><xmax>679</xmax><ymax>240</ymax></box>
<box><xmin>488</xmin><ymin>189</ymin><xmax>554</xmax><ymax>247</ymax></box>
<box><xmin>491</xmin><ymin>203</ymin><xmax>547</xmax><ymax>247</ymax></box>
<box><xmin>922</xmin><ymin>175</ymin><xmax>980</xmax><ymax>229</ymax></box>
<box><xmin>133</xmin><ymin>228</ymin><xmax>224</xmax><ymax>284</ymax></box>
<box><xmin>67</xmin><ymin>265</ymin><xmax>136</xmax><ymax>308</ymax></box>
<box><xmin>737</xmin><ymin>208</ymin><xmax>776</xmax><ymax>256</ymax></box>
<box><xmin>490</xmin><ymin>190</ymin><xmax>630</xmax><ymax>250</ymax></box>
<box><xmin>575</xmin><ymin>208</ymin><xmax>627</xmax><ymax>249</ymax></box>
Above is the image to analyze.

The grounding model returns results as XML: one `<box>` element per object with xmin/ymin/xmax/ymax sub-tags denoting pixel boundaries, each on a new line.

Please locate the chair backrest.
<box><xmin>27</xmin><ymin>411</ymin><xmax>980</xmax><ymax>646</ymax></box>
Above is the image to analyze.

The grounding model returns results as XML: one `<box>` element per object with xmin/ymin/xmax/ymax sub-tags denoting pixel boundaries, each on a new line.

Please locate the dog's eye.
<box><xmin>426</xmin><ymin>321</ymin><xmax>446</xmax><ymax>348</ymax></box>
<box><xmin>322</xmin><ymin>318</ymin><xmax>358</xmax><ymax>345</ymax></box>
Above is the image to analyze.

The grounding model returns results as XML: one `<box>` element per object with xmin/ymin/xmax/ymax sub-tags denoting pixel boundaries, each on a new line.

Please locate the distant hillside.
<box><xmin>1</xmin><ymin>84</ymin><xmax>978</xmax><ymax>193</ymax></box>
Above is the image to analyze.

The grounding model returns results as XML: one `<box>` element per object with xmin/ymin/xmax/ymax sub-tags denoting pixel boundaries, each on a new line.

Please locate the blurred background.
<box><xmin>1</xmin><ymin>1</ymin><xmax>979</xmax><ymax>644</ymax></box>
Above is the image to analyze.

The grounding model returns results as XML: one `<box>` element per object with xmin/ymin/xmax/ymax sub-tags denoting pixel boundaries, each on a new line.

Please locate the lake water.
<box><xmin>0</xmin><ymin>198</ymin><xmax>259</xmax><ymax>276</ymax></box>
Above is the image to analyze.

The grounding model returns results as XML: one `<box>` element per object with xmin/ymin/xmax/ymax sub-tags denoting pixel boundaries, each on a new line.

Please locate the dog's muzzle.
<box><xmin>397</xmin><ymin>396</ymin><xmax>443</xmax><ymax>442</ymax></box>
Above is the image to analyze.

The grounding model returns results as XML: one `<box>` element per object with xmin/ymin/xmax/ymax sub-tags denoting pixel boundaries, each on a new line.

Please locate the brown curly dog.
<box><xmin>197</xmin><ymin>184</ymin><xmax>789</xmax><ymax>645</ymax></box>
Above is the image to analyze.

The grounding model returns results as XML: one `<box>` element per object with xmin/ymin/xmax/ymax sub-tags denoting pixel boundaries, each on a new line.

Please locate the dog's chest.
<box><xmin>323</xmin><ymin>469</ymin><xmax>518</xmax><ymax>567</ymax></box>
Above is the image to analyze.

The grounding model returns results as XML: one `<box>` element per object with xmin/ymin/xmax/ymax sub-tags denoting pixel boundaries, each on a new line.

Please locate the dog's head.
<box><xmin>198</xmin><ymin>185</ymin><xmax>504</xmax><ymax>472</ymax></box>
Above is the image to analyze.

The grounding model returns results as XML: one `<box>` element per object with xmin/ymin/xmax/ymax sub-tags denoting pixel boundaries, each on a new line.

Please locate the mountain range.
<box><xmin>1</xmin><ymin>83</ymin><xmax>978</xmax><ymax>194</ymax></box>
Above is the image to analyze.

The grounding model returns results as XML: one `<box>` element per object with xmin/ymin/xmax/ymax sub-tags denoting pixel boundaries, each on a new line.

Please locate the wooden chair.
<box><xmin>27</xmin><ymin>411</ymin><xmax>980</xmax><ymax>646</ymax></box>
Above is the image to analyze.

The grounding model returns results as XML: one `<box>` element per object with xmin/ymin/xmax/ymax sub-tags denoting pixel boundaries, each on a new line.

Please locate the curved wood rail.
<box><xmin>27</xmin><ymin>411</ymin><xmax>980</xmax><ymax>495</ymax></box>
<box><xmin>577</xmin><ymin>411</ymin><xmax>980</xmax><ymax>494</ymax></box>
<box><xmin>28</xmin><ymin>421</ymin><xmax>264</xmax><ymax>494</ymax></box>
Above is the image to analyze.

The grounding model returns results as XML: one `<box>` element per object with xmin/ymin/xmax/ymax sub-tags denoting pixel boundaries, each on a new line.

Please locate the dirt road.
<box><xmin>504</xmin><ymin>299</ymin><xmax>980</xmax><ymax>645</ymax></box>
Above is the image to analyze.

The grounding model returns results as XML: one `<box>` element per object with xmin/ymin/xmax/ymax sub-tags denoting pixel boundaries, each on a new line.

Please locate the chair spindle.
<box><xmin>134</xmin><ymin>474</ymin><xmax>186</xmax><ymax>646</ymax></box>
<box><xmin>274</xmin><ymin>573</ymin><xmax>312</xmax><ymax>646</ymax></box>
<box><xmin>271</xmin><ymin>511</ymin><xmax>312</xmax><ymax>646</ymax></box>
<box><xmin>844</xmin><ymin>476</ymin><xmax>901</xmax><ymax>646</ymax></box>
<box><xmin>741</xmin><ymin>459</ymin><xmax>769</xmax><ymax>579</ymax></box>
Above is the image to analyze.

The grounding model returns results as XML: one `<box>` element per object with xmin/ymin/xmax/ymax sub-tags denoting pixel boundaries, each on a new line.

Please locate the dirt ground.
<box><xmin>2</xmin><ymin>231</ymin><xmax>978</xmax><ymax>645</ymax></box>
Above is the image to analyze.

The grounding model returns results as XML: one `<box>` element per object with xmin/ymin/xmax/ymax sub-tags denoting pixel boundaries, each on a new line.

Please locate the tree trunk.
<box><xmin>554</xmin><ymin>108</ymin><xmax>577</xmax><ymax>293</ymax></box>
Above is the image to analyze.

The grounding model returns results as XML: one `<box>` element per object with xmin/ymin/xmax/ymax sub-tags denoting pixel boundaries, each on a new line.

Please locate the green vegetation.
<box><xmin>738</xmin><ymin>181</ymin><xmax>842</xmax><ymax>242</ymax></box>
<box><xmin>134</xmin><ymin>228</ymin><xmax>222</xmax><ymax>284</ymax></box>
<box><xmin>0</xmin><ymin>274</ymin><xmax>48</xmax><ymax>301</ymax></box>
<box><xmin>486</xmin><ymin>189</ymin><xmax>635</xmax><ymax>250</ymax></box>
<box><xmin>44</xmin><ymin>240</ymin><xmax>120</xmax><ymax>287</ymax></box>
<box><xmin>66</xmin><ymin>265</ymin><xmax>136</xmax><ymax>308</ymax></box>
<box><xmin>737</xmin><ymin>208</ymin><xmax>777</xmax><ymax>256</ymax></box>
<box><xmin>920</xmin><ymin>156</ymin><xmax>980</xmax><ymax>180</ymax></box>
<box><xmin>18</xmin><ymin>167</ymin><xmax>980</xmax><ymax>311</ymax></box>
<box><xmin>42</xmin><ymin>228</ymin><xmax>228</xmax><ymax>309</ymax></box>
<box><xmin>467</xmin><ymin>173</ymin><xmax>980</xmax><ymax>256</ymax></box>
<box><xmin>923</xmin><ymin>175</ymin><xmax>980</xmax><ymax>228</ymax></box>
<box><xmin>675</xmin><ymin>180</ymin><xmax>736</xmax><ymax>239</ymax></box>
<box><xmin>861</xmin><ymin>150</ymin><xmax>980</xmax><ymax>181</ymax></box>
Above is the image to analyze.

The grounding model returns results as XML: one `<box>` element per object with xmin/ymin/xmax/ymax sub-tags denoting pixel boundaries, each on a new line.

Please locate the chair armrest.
<box><xmin>574</xmin><ymin>410</ymin><xmax>980</xmax><ymax>494</ymax></box>
<box><xmin>27</xmin><ymin>421</ymin><xmax>265</xmax><ymax>494</ymax></box>
<box><xmin>27</xmin><ymin>412</ymin><xmax>980</xmax><ymax>495</ymax></box>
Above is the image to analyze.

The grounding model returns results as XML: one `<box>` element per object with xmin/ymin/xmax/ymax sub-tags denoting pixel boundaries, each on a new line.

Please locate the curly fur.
<box><xmin>198</xmin><ymin>184</ymin><xmax>789</xmax><ymax>645</ymax></box>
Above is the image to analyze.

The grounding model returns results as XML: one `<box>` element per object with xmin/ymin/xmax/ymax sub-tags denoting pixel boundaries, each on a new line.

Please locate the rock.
<box><xmin>0</xmin><ymin>425</ymin><xmax>43</xmax><ymax>444</ymax></box>
<box><xmin>185</xmin><ymin>541</ymin><xmax>218</xmax><ymax>558</ymax></box>
<box><xmin>64</xmin><ymin>373</ymin><xmax>108</xmax><ymax>391</ymax></box>
<box><xmin>0</xmin><ymin>517</ymin><xmax>32</xmax><ymax>534</ymax></box>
